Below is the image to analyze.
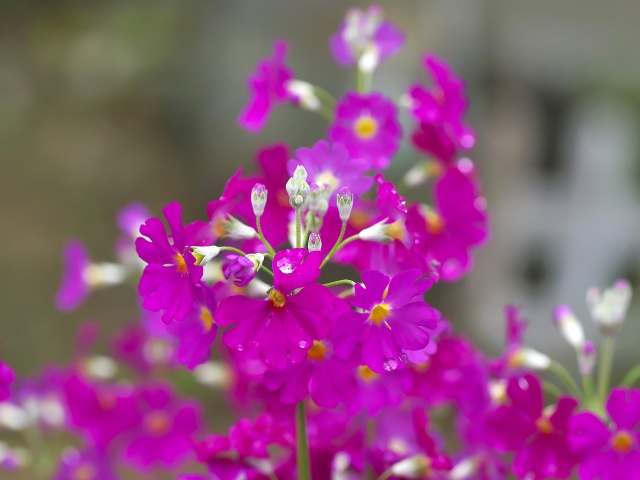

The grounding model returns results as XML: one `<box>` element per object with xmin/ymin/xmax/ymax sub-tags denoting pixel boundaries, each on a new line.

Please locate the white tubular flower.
<box><xmin>358</xmin><ymin>219</ymin><xmax>404</xmax><ymax>244</ymax></box>
<box><xmin>221</xmin><ymin>216</ymin><xmax>257</xmax><ymax>240</ymax></box>
<box><xmin>191</xmin><ymin>245</ymin><xmax>221</xmax><ymax>266</ymax></box>
<box><xmin>285</xmin><ymin>79</ymin><xmax>320</xmax><ymax>111</ymax></box>
<box><xmin>84</xmin><ymin>263</ymin><xmax>127</xmax><ymax>288</ymax></box>
<box><xmin>509</xmin><ymin>347</ymin><xmax>551</xmax><ymax>370</ymax></box>
<box><xmin>552</xmin><ymin>305</ymin><xmax>585</xmax><ymax>349</ymax></box>
<box><xmin>246</xmin><ymin>253</ymin><xmax>265</xmax><ymax>272</ymax></box>
<box><xmin>389</xmin><ymin>454</ymin><xmax>432</xmax><ymax>478</ymax></box>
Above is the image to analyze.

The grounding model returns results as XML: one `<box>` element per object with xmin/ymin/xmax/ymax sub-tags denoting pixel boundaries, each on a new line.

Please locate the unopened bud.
<box><xmin>191</xmin><ymin>245</ymin><xmax>221</xmax><ymax>266</ymax></box>
<box><xmin>308</xmin><ymin>183</ymin><xmax>321</xmax><ymax>211</ymax></box>
<box><xmin>337</xmin><ymin>186</ymin><xmax>354</xmax><ymax>222</ymax></box>
<box><xmin>586</xmin><ymin>279</ymin><xmax>632</xmax><ymax>335</ymax></box>
<box><xmin>251</xmin><ymin>183</ymin><xmax>267</xmax><ymax>217</ymax></box>
<box><xmin>316</xmin><ymin>198</ymin><xmax>329</xmax><ymax>218</ymax></box>
<box><xmin>553</xmin><ymin>305</ymin><xmax>585</xmax><ymax>349</ymax></box>
<box><xmin>290</xmin><ymin>195</ymin><xmax>305</xmax><ymax>209</ymax></box>
<box><xmin>308</xmin><ymin>233</ymin><xmax>322</xmax><ymax>252</ymax></box>
<box><xmin>578</xmin><ymin>341</ymin><xmax>597</xmax><ymax>377</ymax></box>
<box><xmin>358</xmin><ymin>219</ymin><xmax>405</xmax><ymax>244</ymax></box>
<box><xmin>285</xmin><ymin>178</ymin><xmax>298</xmax><ymax>198</ymax></box>
<box><xmin>293</xmin><ymin>165</ymin><xmax>307</xmax><ymax>181</ymax></box>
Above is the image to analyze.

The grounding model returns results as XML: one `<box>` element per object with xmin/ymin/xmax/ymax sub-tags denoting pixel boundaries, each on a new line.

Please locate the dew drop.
<box><xmin>399</xmin><ymin>353</ymin><xmax>408</xmax><ymax>363</ymax></box>
<box><xmin>383</xmin><ymin>359</ymin><xmax>398</xmax><ymax>372</ymax></box>
<box><xmin>276</xmin><ymin>257</ymin><xmax>294</xmax><ymax>274</ymax></box>
<box><xmin>235</xmin><ymin>344</ymin><xmax>244</xmax><ymax>352</ymax></box>
<box><xmin>298</xmin><ymin>341</ymin><xmax>309</xmax><ymax>349</ymax></box>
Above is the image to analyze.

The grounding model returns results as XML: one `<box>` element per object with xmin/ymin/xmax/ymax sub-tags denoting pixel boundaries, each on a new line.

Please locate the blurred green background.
<box><xmin>3</xmin><ymin>0</ymin><xmax>640</xmax><ymax>402</ymax></box>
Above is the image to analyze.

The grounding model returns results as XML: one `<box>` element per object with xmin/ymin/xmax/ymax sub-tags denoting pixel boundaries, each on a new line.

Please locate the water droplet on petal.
<box><xmin>298</xmin><ymin>341</ymin><xmax>309</xmax><ymax>349</ymax></box>
<box><xmin>399</xmin><ymin>353</ymin><xmax>408</xmax><ymax>363</ymax></box>
<box><xmin>235</xmin><ymin>344</ymin><xmax>244</xmax><ymax>352</ymax></box>
<box><xmin>276</xmin><ymin>257</ymin><xmax>294</xmax><ymax>274</ymax></box>
<box><xmin>383</xmin><ymin>359</ymin><xmax>398</xmax><ymax>372</ymax></box>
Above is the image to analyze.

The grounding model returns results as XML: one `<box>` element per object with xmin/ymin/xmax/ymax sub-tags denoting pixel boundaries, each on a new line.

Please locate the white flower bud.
<box><xmin>358</xmin><ymin>219</ymin><xmax>404</xmax><ymax>243</ymax></box>
<box><xmin>578</xmin><ymin>341</ymin><xmax>597</xmax><ymax>377</ymax></box>
<box><xmin>586</xmin><ymin>279</ymin><xmax>632</xmax><ymax>335</ymax></box>
<box><xmin>84</xmin><ymin>263</ymin><xmax>127</xmax><ymax>288</ymax></box>
<box><xmin>317</xmin><ymin>199</ymin><xmax>329</xmax><ymax>218</ymax></box>
<box><xmin>336</xmin><ymin>185</ymin><xmax>354</xmax><ymax>222</ymax></box>
<box><xmin>308</xmin><ymin>233</ymin><xmax>322</xmax><ymax>252</ymax></box>
<box><xmin>251</xmin><ymin>183</ymin><xmax>267</xmax><ymax>217</ymax></box>
<box><xmin>509</xmin><ymin>347</ymin><xmax>551</xmax><ymax>370</ymax></box>
<box><xmin>286</xmin><ymin>177</ymin><xmax>298</xmax><ymax>198</ymax></box>
<box><xmin>246</xmin><ymin>253</ymin><xmax>265</xmax><ymax>271</ymax></box>
<box><xmin>552</xmin><ymin>305</ymin><xmax>585</xmax><ymax>349</ymax></box>
<box><xmin>293</xmin><ymin>165</ymin><xmax>307</xmax><ymax>181</ymax></box>
<box><xmin>290</xmin><ymin>195</ymin><xmax>305</xmax><ymax>209</ymax></box>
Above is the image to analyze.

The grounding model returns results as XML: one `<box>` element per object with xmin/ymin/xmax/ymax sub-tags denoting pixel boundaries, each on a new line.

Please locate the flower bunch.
<box><xmin>1</xmin><ymin>5</ymin><xmax>638</xmax><ymax>480</ymax></box>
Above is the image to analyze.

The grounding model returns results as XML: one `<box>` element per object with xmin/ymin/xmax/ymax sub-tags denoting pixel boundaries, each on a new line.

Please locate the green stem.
<box><xmin>316</xmin><ymin>105</ymin><xmax>335</xmax><ymax>123</ymax></box>
<box><xmin>621</xmin><ymin>364</ymin><xmax>640</xmax><ymax>388</ymax></box>
<box><xmin>548</xmin><ymin>361</ymin><xmax>583</xmax><ymax>399</ymax></box>
<box><xmin>323</xmin><ymin>279</ymin><xmax>356</xmax><ymax>288</ymax></box>
<box><xmin>320</xmin><ymin>222</ymin><xmax>346</xmax><ymax>268</ymax></box>
<box><xmin>356</xmin><ymin>68</ymin><xmax>372</xmax><ymax>93</ymax></box>
<box><xmin>219</xmin><ymin>246</ymin><xmax>248</xmax><ymax>256</ymax></box>
<box><xmin>543</xmin><ymin>381</ymin><xmax>563</xmax><ymax>399</ymax></box>
<box><xmin>583</xmin><ymin>374</ymin><xmax>596</xmax><ymax>408</ymax></box>
<box><xmin>302</xmin><ymin>212</ymin><xmax>313</xmax><ymax>248</ymax></box>
<box><xmin>295</xmin><ymin>209</ymin><xmax>302</xmax><ymax>248</ymax></box>
<box><xmin>255</xmin><ymin>216</ymin><xmax>276</xmax><ymax>256</ymax></box>
<box><xmin>598</xmin><ymin>334</ymin><xmax>616</xmax><ymax>404</ymax></box>
<box><xmin>296</xmin><ymin>401</ymin><xmax>311</xmax><ymax>480</ymax></box>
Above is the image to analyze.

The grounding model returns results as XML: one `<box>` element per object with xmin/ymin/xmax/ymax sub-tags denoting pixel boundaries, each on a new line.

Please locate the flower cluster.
<box><xmin>1</xmin><ymin>5</ymin><xmax>637</xmax><ymax>480</ymax></box>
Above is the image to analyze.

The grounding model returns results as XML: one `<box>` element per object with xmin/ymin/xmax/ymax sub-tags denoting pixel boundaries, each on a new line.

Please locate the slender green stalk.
<box><xmin>621</xmin><ymin>364</ymin><xmax>640</xmax><ymax>387</ymax></box>
<box><xmin>219</xmin><ymin>246</ymin><xmax>248</xmax><ymax>256</ymax></box>
<box><xmin>323</xmin><ymin>279</ymin><xmax>356</xmax><ymax>288</ymax></box>
<box><xmin>543</xmin><ymin>381</ymin><xmax>563</xmax><ymax>399</ymax></box>
<box><xmin>320</xmin><ymin>221</ymin><xmax>346</xmax><ymax>268</ymax></box>
<box><xmin>255</xmin><ymin>216</ymin><xmax>276</xmax><ymax>256</ymax></box>
<box><xmin>598</xmin><ymin>334</ymin><xmax>616</xmax><ymax>403</ymax></box>
<box><xmin>356</xmin><ymin>68</ymin><xmax>372</xmax><ymax>93</ymax></box>
<box><xmin>296</xmin><ymin>401</ymin><xmax>311</xmax><ymax>480</ymax></box>
<box><xmin>295</xmin><ymin>209</ymin><xmax>302</xmax><ymax>248</ymax></box>
<box><xmin>548</xmin><ymin>361</ymin><xmax>583</xmax><ymax>399</ymax></box>
<box><xmin>582</xmin><ymin>374</ymin><xmax>596</xmax><ymax>408</ymax></box>
<box><xmin>316</xmin><ymin>105</ymin><xmax>335</xmax><ymax>122</ymax></box>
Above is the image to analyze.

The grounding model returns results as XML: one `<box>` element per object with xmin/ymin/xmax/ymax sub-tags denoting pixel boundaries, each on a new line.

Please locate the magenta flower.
<box><xmin>264</xmin><ymin>340</ymin><xmax>357</xmax><ymax>408</ymax></box>
<box><xmin>484</xmin><ymin>374</ymin><xmax>578</xmax><ymax>479</ymax></box>
<box><xmin>56</xmin><ymin>240</ymin><xmax>91</xmax><ymax>311</ymax></box>
<box><xmin>407</xmin><ymin>162</ymin><xmax>489</xmax><ymax>281</ymax></box>
<box><xmin>288</xmin><ymin>140</ymin><xmax>373</xmax><ymax>195</ymax></box>
<box><xmin>409</xmin><ymin>54</ymin><xmax>475</xmax><ymax>162</ymax></box>
<box><xmin>569</xmin><ymin>388</ymin><xmax>640</xmax><ymax>480</ymax></box>
<box><xmin>53</xmin><ymin>449</ymin><xmax>118</xmax><ymax>480</ymax></box>
<box><xmin>330</xmin><ymin>5</ymin><xmax>405</xmax><ymax>68</ymax></box>
<box><xmin>216</xmin><ymin>248</ymin><xmax>334</xmax><ymax>369</ymax></box>
<box><xmin>346</xmin><ymin>366</ymin><xmax>412</xmax><ymax>417</ymax></box>
<box><xmin>0</xmin><ymin>360</ymin><xmax>14</xmax><ymax>401</ymax></box>
<box><xmin>333</xmin><ymin>269</ymin><xmax>440</xmax><ymax>373</ymax></box>
<box><xmin>229</xmin><ymin>413</ymin><xmax>292</xmax><ymax>459</ymax></box>
<box><xmin>222</xmin><ymin>254</ymin><xmax>257</xmax><ymax>287</ymax></box>
<box><xmin>62</xmin><ymin>373</ymin><xmax>140</xmax><ymax>450</ymax></box>
<box><xmin>167</xmin><ymin>284</ymin><xmax>218</xmax><ymax>370</ymax></box>
<box><xmin>117</xmin><ymin>202</ymin><xmax>150</xmax><ymax>239</ymax></box>
<box><xmin>136</xmin><ymin>202</ymin><xmax>203</xmax><ymax>323</ymax></box>
<box><xmin>329</xmin><ymin>92</ymin><xmax>402</xmax><ymax>170</ymax></box>
<box><xmin>239</xmin><ymin>40</ymin><xmax>294</xmax><ymax>133</ymax></box>
<box><xmin>125</xmin><ymin>385</ymin><xmax>201</xmax><ymax>471</ymax></box>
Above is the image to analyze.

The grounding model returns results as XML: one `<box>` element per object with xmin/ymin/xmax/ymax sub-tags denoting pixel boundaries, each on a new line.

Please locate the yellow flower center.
<box><xmin>357</xmin><ymin>365</ymin><xmax>379</xmax><ymax>382</ymax></box>
<box><xmin>144</xmin><ymin>410</ymin><xmax>171</xmax><ymax>437</ymax></box>
<box><xmin>174</xmin><ymin>253</ymin><xmax>187</xmax><ymax>274</ymax></box>
<box><xmin>369</xmin><ymin>303</ymin><xmax>391</xmax><ymax>325</ymax></box>
<box><xmin>425</xmin><ymin>210</ymin><xmax>444</xmax><ymax>235</ymax></box>
<box><xmin>212</xmin><ymin>219</ymin><xmax>228</xmax><ymax>238</ymax></box>
<box><xmin>386</xmin><ymin>220</ymin><xmax>405</xmax><ymax>242</ymax></box>
<box><xmin>307</xmin><ymin>341</ymin><xmax>328</xmax><ymax>361</ymax></box>
<box><xmin>200</xmin><ymin>306</ymin><xmax>214</xmax><ymax>331</ymax></box>
<box><xmin>611</xmin><ymin>431</ymin><xmax>634</xmax><ymax>453</ymax></box>
<box><xmin>72</xmin><ymin>464</ymin><xmax>96</xmax><ymax>480</ymax></box>
<box><xmin>354</xmin><ymin>115</ymin><xmax>378</xmax><ymax>140</ymax></box>
<box><xmin>535</xmin><ymin>416</ymin><xmax>554</xmax><ymax>435</ymax></box>
<box><xmin>269</xmin><ymin>289</ymin><xmax>286</xmax><ymax>308</ymax></box>
<box><xmin>316</xmin><ymin>171</ymin><xmax>340</xmax><ymax>191</ymax></box>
